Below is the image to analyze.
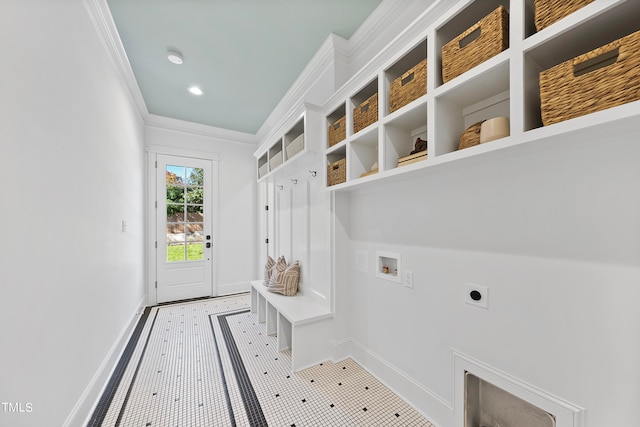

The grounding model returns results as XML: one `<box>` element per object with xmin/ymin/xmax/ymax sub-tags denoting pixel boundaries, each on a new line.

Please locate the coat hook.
<box><xmin>309</xmin><ymin>170</ymin><xmax>317</xmax><ymax>177</ymax></box>
<box><xmin>291</xmin><ymin>179</ymin><xmax>298</xmax><ymax>184</ymax></box>
<box><xmin>277</xmin><ymin>185</ymin><xmax>283</xmax><ymax>190</ymax></box>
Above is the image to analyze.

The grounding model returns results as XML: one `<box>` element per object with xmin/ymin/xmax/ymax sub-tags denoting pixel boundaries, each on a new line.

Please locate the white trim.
<box><xmin>210</xmin><ymin>160</ymin><xmax>220</xmax><ymax>297</ymax></box>
<box><xmin>217</xmin><ymin>281</ymin><xmax>251</xmax><ymax>296</ymax></box>
<box><xmin>64</xmin><ymin>295</ymin><xmax>146</xmax><ymax>427</ymax></box>
<box><xmin>146</xmin><ymin>115</ymin><xmax>257</xmax><ymax>146</ymax></box>
<box><xmin>81</xmin><ymin>0</ymin><xmax>147</xmax><ymax>123</ymax></box>
<box><xmin>146</xmin><ymin>152</ymin><xmax>158</xmax><ymax>306</ymax></box>
<box><xmin>145</xmin><ymin>145</ymin><xmax>220</xmax><ymax>161</ymax></box>
<box><xmin>341</xmin><ymin>337</ymin><xmax>451</xmax><ymax>427</ymax></box>
<box><xmin>348</xmin><ymin>0</ymin><xmax>410</xmax><ymax>56</ymax></box>
<box><xmin>331</xmin><ymin>337</ymin><xmax>352</xmax><ymax>361</ymax></box>
<box><xmin>255</xmin><ymin>33</ymin><xmax>348</xmax><ymax>144</ymax></box>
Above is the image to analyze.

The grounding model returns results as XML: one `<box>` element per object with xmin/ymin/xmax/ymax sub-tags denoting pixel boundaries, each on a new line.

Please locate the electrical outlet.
<box><xmin>404</xmin><ymin>270</ymin><xmax>413</xmax><ymax>288</ymax></box>
<box><xmin>465</xmin><ymin>283</ymin><xmax>488</xmax><ymax>309</ymax></box>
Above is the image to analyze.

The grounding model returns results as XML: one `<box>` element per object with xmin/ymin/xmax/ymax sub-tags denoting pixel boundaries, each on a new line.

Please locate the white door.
<box><xmin>156</xmin><ymin>154</ymin><xmax>214</xmax><ymax>303</ymax></box>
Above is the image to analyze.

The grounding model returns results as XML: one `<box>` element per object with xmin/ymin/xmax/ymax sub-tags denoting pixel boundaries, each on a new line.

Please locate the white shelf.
<box><xmin>321</xmin><ymin>0</ymin><xmax>640</xmax><ymax>192</ymax></box>
<box><xmin>256</xmin><ymin>103</ymin><xmax>324</xmax><ymax>184</ymax></box>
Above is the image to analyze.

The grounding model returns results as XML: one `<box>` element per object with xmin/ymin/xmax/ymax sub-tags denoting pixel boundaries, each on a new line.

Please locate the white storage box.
<box><xmin>269</xmin><ymin>153</ymin><xmax>283</xmax><ymax>171</ymax></box>
<box><xmin>286</xmin><ymin>133</ymin><xmax>304</xmax><ymax>159</ymax></box>
<box><xmin>258</xmin><ymin>162</ymin><xmax>268</xmax><ymax>178</ymax></box>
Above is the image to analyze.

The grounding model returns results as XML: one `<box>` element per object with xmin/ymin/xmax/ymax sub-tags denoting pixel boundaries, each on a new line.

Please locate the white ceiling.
<box><xmin>106</xmin><ymin>0</ymin><xmax>383</xmax><ymax>135</ymax></box>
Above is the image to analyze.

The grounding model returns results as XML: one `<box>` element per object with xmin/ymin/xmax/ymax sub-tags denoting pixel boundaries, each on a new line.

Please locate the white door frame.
<box><xmin>146</xmin><ymin>146</ymin><xmax>219</xmax><ymax>306</ymax></box>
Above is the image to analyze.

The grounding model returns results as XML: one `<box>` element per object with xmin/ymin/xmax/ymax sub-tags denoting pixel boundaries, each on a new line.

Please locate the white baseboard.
<box><xmin>63</xmin><ymin>295</ymin><xmax>147</xmax><ymax>427</ymax></box>
<box><xmin>336</xmin><ymin>337</ymin><xmax>452</xmax><ymax>427</ymax></box>
<box><xmin>331</xmin><ymin>337</ymin><xmax>352</xmax><ymax>362</ymax></box>
<box><xmin>218</xmin><ymin>281</ymin><xmax>251</xmax><ymax>296</ymax></box>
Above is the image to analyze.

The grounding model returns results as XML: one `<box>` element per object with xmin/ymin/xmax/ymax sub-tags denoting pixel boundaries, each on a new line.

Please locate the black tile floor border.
<box><xmin>113</xmin><ymin>309</ymin><xmax>160</xmax><ymax>427</ymax></box>
<box><xmin>155</xmin><ymin>292</ymin><xmax>249</xmax><ymax>307</ymax></box>
<box><xmin>207</xmin><ymin>311</ymin><xmax>239</xmax><ymax>427</ymax></box>
<box><xmin>86</xmin><ymin>306</ymin><xmax>153</xmax><ymax>427</ymax></box>
<box><xmin>213</xmin><ymin>310</ymin><xmax>268</xmax><ymax>427</ymax></box>
<box><xmin>88</xmin><ymin>293</ymin><xmax>251</xmax><ymax>426</ymax></box>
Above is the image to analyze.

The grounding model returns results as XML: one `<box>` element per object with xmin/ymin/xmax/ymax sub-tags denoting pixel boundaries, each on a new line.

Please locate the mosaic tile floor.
<box><xmin>90</xmin><ymin>293</ymin><xmax>435</xmax><ymax>426</ymax></box>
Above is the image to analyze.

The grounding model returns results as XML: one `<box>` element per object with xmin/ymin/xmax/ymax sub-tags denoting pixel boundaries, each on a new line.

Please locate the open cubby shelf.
<box><xmin>316</xmin><ymin>0</ymin><xmax>640</xmax><ymax>191</ymax></box>
<box><xmin>256</xmin><ymin>104</ymin><xmax>325</xmax><ymax>184</ymax></box>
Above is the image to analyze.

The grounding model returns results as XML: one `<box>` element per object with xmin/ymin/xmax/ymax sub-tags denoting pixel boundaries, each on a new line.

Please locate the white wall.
<box><xmin>0</xmin><ymin>1</ymin><xmax>146</xmax><ymax>426</ymax></box>
<box><xmin>342</xmin><ymin>134</ymin><xmax>640</xmax><ymax>426</ymax></box>
<box><xmin>145</xmin><ymin>125</ymin><xmax>258</xmax><ymax>295</ymax></box>
<box><xmin>265</xmin><ymin>174</ymin><xmax>332</xmax><ymax>306</ymax></box>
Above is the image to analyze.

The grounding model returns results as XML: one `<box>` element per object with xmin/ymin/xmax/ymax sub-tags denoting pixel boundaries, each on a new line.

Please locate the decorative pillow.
<box><xmin>268</xmin><ymin>260</ymin><xmax>300</xmax><ymax>296</ymax></box>
<box><xmin>267</xmin><ymin>256</ymin><xmax>287</xmax><ymax>287</ymax></box>
<box><xmin>263</xmin><ymin>255</ymin><xmax>275</xmax><ymax>286</ymax></box>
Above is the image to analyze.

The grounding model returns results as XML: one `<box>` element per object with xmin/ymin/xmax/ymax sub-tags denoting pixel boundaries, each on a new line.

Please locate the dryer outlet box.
<box><xmin>465</xmin><ymin>283</ymin><xmax>489</xmax><ymax>309</ymax></box>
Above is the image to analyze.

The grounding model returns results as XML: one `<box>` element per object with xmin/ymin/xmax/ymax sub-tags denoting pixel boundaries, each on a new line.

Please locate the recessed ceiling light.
<box><xmin>167</xmin><ymin>49</ymin><xmax>183</xmax><ymax>65</ymax></box>
<box><xmin>188</xmin><ymin>86</ymin><xmax>203</xmax><ymax>96</ymax></box>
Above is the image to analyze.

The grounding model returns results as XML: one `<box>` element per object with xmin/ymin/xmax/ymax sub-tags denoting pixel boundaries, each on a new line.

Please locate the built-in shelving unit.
<box><xmin>321</xmin><ymin>0</ymin><xmax>640</xmax><ymax>191</ymax></box>
<box><xmin>255</xmin><ymin>103</ymin><xmax>324</xmax><ymax>184</ymax></box>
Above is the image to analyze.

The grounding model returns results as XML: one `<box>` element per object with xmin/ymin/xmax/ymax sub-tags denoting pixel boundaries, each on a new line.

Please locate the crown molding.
<box><xmin>348</xmin><ymin>0</ymin><xmax>448</xmax><ymax>74</ymax></box>
<box><xmin>146</xmin><ymin>114</ymin><xmax>257</xmax><ymax>146</ymax></box>
<box><xmin>82</xmin><ymin>0</ymin><xmax>148</xmax><ymax>123</ymax></box>
<box><xmin>322</xmin><ymin>0</ymin><xmax>453</xmax><ymax>116</ymax></box>
<box><xmin>255</xmin><ymin>32</ymin><xmax>348</xmax><ymax>145</ymax></box>
<box><xmin>348</xmin><ymin>0</ymin><xmax>410</xmax><ymax>56</ymax></box>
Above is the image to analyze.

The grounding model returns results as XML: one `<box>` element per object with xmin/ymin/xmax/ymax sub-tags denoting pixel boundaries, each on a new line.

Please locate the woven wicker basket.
<box><xmin>534</xmin><ymin>0</ymin><xmax>593</xmax><ymax>32</ymax></box>
<box><xmin>353</xmin><ymin>93</ymin><xmax>378</xmax><ymax>134</ymax></box>
<box><xmin>390</xmin><ymin>58</ymin><xmax>427</xmax><ymax>113</ymax></box>
<box><xmin>458</xmin><ymin>121</ymin><xmax>484</xmax><ymax>150</ymax></box>
<box><xmin>442</xmin><ymin>6</ymin><xmax>509</xmax><ymax>83</ymax></box>
<box><xmin>328</xmin><ymin>116</ymin><xmax>346</xmax><ymax>148</ymax></box>
<box><xmin>540</xmin><ymin>29</ymin><xmax>640</xmax><ymax>126</ymax></box>
<box><xmin>327</xmin><ymin>158</ymin><xmax>347</xmax><ymax>187</ymax></box>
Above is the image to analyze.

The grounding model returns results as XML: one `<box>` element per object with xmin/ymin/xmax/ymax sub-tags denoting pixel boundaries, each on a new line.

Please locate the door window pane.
<box><xmin>186</xmin><ymin>243</ymin><xmax>204</xmax><ymax>261</ymax></box>
<box><xmin>167</xmin><ymin>204</ymin><xmax>184</xmax><ymax>223</ymax></box>
<box><xmin>167</xmin><ymin>185</ymin><xmax>185</xmax><ymax>203</ymax></box>
<box><xmin>186</xmin><ymin>205</ymin><xmax>203</xmax><ymax>223</ymax></box>
<box><xmin>186</xmin><ymin>186</ymin><xmax>203</xmax><ymax>205</ymax></box>
<box><xmin>168</xmin><ymin>243</ymin><xmax>186</xmax><ymax>262</ymax></box>
<box><xmin>186</xmin><ymin>167</ymin><xmax>204</xmax><ymax>185</ymax></box>
<box><xmin>186</xmin><ymin>222</ymin><xmax>204</xmax><ymax>234</ymax></box>
<box><xmin>167</xmin><ymin>224</ymin><xmax>185</xmax><ymax>243</ymax></box>
<box><xmin>166</xmin><ymin>165</ymin><xmax>185</xmax><ymax>183</ymax></box>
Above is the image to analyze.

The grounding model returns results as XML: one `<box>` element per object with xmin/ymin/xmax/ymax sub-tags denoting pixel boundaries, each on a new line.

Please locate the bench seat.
<box><xmin>250</xmin><ymin>280</ymin><xmax>333</xmax><ymax>371</ymax></box>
